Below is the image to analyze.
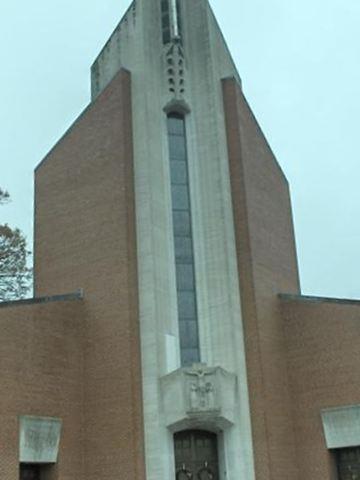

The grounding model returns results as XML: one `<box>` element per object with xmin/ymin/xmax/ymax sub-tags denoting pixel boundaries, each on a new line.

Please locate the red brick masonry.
<box><xmin>223</xmin><ymin>76</ymin><xmax>360</xmax><ymax>480</ymax></box>
<box><xmin>0</xmin><ymin>70</ymin><xmax>145</xmax><ymax>480</ymax></box>
<box><xmin>0</xmin><ymin>294</ymin><xmax>84</xmax><ymax>480</ymax></box>
<box><xmin>281</xmin><ymin>294</ymin><xmax>360</xmax><ymax>479</ymax></box>
<box><xmin>223</xmin><ymin>76</ymin><xmax>300</xmax><ymax>480</ymax></box>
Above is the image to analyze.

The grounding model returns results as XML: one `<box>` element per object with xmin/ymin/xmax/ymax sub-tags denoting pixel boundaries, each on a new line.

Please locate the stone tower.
<box><xmin>88</xmin><ymin>1</ymin><xmax>299</xmax><ymax>478</ymax></box>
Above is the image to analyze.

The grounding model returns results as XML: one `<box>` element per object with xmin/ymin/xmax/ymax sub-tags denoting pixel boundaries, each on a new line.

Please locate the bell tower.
<box><xmin>91</xmin><ymin>1</ymin><xmax>255</xmax><ymax>479</ymax></box>
<box><xmin>6</xmin><ymin>0</ymin><xmax>358</xmax><ymax>478</ymax></box>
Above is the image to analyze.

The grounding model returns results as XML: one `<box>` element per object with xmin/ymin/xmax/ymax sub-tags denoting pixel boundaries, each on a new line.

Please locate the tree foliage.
<box><xmin>0</xmin><ymin>189</ymin><xmax>32</xmax><ymax>302</ymax></box>
<box><xmin>0</xmin><ymin>188</ymin><xmax>10</xmax><ymax>205</ymax></box>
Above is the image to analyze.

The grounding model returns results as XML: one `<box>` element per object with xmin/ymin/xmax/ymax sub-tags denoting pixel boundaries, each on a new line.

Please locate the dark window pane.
<box><xmin>176</xmin><ymin>263</ymin><xmax>195</xmax><ymax>291</ymax></box>
<box><xmin>187</xmin><ymin>321</ymin><xmax>199</xmax><ymax>348</ymax></box>
<box><xmin>162</xmin><ymin>14</ymin><xmax>170</xmax><ymax>29</ymax></box>
<box><xmin>179</xmin><ymin>320</ymin><xmax>199</xmax><ymax>349</ymax></box>
<box><xmin>168</xmin><ymin>116</ymin><xmax>185</xmax><ymax>135</ymax></box>
<box><xmin>163</xmin><ymin>29</ymin><xmax>171</xmax><ymax>44</ymax></box>
<box><xmin>161</xmin><ymin>0</ymin><xmax>169</xmax><ymax>12</ymax></box>
<box><xmin>169</xmin><ymin>134</ymin><xmax>186</xmax><ymax>159</ymax></box>
<box><xmin>178</xmin><ymin>321</ymin><xmax>188</xmax><ymax>348</ymax></box>
<box><xmin>167</xmin><ymin>113</ymin><xmax>200</xmax><ymax>366</ymax></box>
<box><xmin>20</xmin><ymin>464</ymin><xmax>40</xmax><ymax>480</ymax></box>
<box><xmin>337</xmin><ymin>447</ymin><xmax>360</xmax><ymax>480</ymax></box>
<box><xmin>177</xmin><ymin>15</ymin><xmax>182</xmax><ymax>33</ymax></box>
<box><xmin>177</xmin><ymin>291</ymin><xmax>197</xmax><ymax>318</ymax></box>
<box><xmin>173</xmin><ymin>211</ymin><xmax>191</xmax><ymax>236</ymax></box>
<box><xmin>171</xmin><ymin>185</ymin><xmax>189</xmax><ymax>210</ymax></box>
<box><xmin>170</xmin><ymin>160</ymin><xmax>187</xmax><ymax>185</ymax></box>
<box><xmin>181</xmin><ymin>348</ymin><xmax>200</xmax><ymax>366</ymax></box>
<box><xmin>174</xmin><ymin>236</ymin><xmax>193</xmax><ymax>263</ymax></box>
<box><xmin>176</xmin><ymin>0</ymin><xmax>182</xmax><ymax>38</ymax></box>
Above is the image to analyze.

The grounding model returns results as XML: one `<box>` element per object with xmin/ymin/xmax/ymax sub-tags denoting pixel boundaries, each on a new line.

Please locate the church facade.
<box><xmin>1</xmin><ymin>1</ymin><xmax>360</xmax><ymax>479</ymax></box>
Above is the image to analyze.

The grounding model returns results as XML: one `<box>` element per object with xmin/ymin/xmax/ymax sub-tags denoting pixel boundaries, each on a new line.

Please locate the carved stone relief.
<box><xmin>186</xmin><ymin>364</ymin><xmax>218</xmax><ymax>412</ymax></box>
<box><xmin>160</xmin><ymin>364</ymin><xmax>237</xmax><ymax>431</ymax></box>
<box><xmin>164</xmin><ymin>42</ymin><xmax>186</xmax><ymax>97</ymax></box>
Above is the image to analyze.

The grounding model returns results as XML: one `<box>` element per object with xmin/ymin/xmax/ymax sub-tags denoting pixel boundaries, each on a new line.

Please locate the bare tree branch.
<box><xmin>0</xmin><ymin>191</ymin><xmax>32</xmax><ymax>301</ymax></box>
<box><xmin>0</xmin><ymin>188</ymin><xmax>10</xmax><ymax>205</ymax></box>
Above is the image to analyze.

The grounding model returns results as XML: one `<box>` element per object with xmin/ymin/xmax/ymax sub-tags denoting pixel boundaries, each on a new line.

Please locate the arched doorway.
<box><xmin>174</xmin><ymin>430</ymin><xmax>219</xmax><ymax>479</ymax></box>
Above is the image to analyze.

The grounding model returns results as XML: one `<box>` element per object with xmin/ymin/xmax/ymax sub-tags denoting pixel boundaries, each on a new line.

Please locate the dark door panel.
<box><xmin>175</xmin><ymin>430</ymin><xmax>219</xmax><ymax>480</ymax></box>
<box><xmin>20</xmin><ymin>464</ymin><xmax>40</xmax><ymax>480</ymax></box>
<box><xmin>337</xmin><ymin>447</ymin><xmax>360</xmax><ymax>479</ymax></box>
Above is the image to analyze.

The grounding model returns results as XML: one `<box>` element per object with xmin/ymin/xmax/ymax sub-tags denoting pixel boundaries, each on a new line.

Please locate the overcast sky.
<box><xmin>0</xmin><ymin>0</ymin><xmax>359</xmax><ymax>299</ymax></box>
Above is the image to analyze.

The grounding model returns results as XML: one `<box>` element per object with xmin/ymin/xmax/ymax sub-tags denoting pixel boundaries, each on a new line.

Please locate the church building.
<box><xmin>1</xmin><ymin>1</ymin><xmax>360</xmax><ymax>479</ymax></box>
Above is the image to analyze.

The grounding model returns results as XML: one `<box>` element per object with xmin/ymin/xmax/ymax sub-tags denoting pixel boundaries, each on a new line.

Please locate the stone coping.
<box><xmin>0</xmin><ymin>289</ymin><xmax>83</xmax><ymax>309</ymax></box>
<box><xmin>279</xmin><ymin>292</ymin><xmax>360</xmax><ymax>307</ymax></box>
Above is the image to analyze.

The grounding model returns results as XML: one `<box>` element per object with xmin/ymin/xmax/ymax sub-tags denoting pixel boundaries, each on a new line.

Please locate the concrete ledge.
<box><xmin>279</xmin><ymin>293</ymin><xmax>360</xmax><ymax>307</ymax></box>
<box><xmin>0</xmin><ymin>289</ymin><xmax>84</xmax><ymax>309</ymax></box>
<box><xmin>321</xmin><ymin>405</ymin><xmax>360</xmax><ymax>449</ymax></box>
<box><xmin>19</xmin><ymin>415</ymin><xmax>62</xmax><ymax>463</ymax></box>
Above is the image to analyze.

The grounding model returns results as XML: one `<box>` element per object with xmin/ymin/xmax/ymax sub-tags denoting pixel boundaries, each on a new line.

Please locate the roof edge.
<box><xmin>279</xmin><ymin>293</ymin><xmax>360</xmax><ymax>307</ymax></box>
<box><xmin>35</xmin><ymin>68</ymin><xmax>130</xmax><ymax>173</ymax></box>
<box><xmin>0</xmin><ymin>290</ymin><xmax>84</xmax><ymax>309</ymax></box>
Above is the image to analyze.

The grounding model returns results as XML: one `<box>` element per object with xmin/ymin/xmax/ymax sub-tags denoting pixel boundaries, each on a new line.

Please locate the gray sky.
<box><xmin>1</xmin><ymin>0</ymin><xmax>359</xmax><ymax>299</ymax></box>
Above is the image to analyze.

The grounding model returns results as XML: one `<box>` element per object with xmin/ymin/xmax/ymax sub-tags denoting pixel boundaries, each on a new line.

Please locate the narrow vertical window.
<box><xmin>175</xmin><ymin>0</ymin><xmax>182</xmax><ymax>39</ymax></box>
<box><xmin>161</xmin><ymin>0</ymin><xmax>171</xmax><ymax>44</ymax></box>
<box><xmin>161</xmin><ymin>0</ymin><xmax>182</xmax><ymax>45</ymax></box>
<box><xmin>167</xmin><ymin>113</ymin><xmax>200</xmax><ymax>366</ymax></box>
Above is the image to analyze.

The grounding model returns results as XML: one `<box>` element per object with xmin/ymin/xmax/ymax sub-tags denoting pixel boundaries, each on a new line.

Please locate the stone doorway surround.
<box><xmin>160</xmin><ymin>363</ymin><xmax>238</xmax><ymax>480</ymax></box>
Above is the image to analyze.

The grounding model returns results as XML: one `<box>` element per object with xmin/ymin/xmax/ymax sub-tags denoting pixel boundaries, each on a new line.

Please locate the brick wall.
<box><xmin>0</xmin><ymin>297</ymin><xmax>84</xmax><ymax>480</ymax></box>
<box><xmin>222</xmin><ymin>77</ymin><xmax>300</xmax><ymax>480</ymax></box>
<box><xmin>34</xmin><ymin>70</ymin><xmax>145</xmax><ymax>480</ymax></box>
<box><xmin>281</xmin><ymin>295</ymin><xmax>360</xmax><ymax>479</ymax></box>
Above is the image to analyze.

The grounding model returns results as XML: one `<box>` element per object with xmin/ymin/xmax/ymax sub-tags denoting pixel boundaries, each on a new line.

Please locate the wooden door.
<box><xmin>174</xmin><ymin>430</ymin><xmax>219</xmax><ymax>480</ymax></box>
<box><xmin>337</xmin><ymin>447</ymin><xmax>360</xmax><ymax>479</ymax></box>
